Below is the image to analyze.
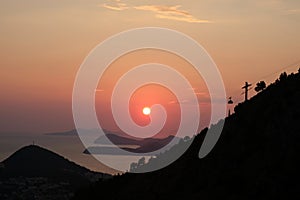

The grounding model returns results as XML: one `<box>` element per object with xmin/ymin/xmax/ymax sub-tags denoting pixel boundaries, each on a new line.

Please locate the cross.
<box><xmin>242</xmin><ymin>82</ymin><xmax>252</xmax><ymax>101</ymax></box>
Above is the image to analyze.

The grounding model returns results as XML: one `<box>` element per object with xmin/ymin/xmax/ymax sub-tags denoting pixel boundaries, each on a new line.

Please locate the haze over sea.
<box><xmin>0</xmin><ymin>133</ymin><xmax>142</xmax><ymax>174</ymax></box>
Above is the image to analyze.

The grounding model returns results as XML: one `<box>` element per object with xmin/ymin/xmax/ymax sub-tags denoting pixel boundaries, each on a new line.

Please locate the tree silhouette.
<box><xmin>279</xmin><ymin>72</ymin><xmax>287</xmax><ymax>81</ymax></box>
<box><xmin>137</xmin><ymin>157</ymin><xmax>145</xmax><ymax>167</ymax></box>
<box><xmin>254</xmin><ymin>81</ymin><xmax>266</xmax><ymax>92</ymax></box>
<box><xmin>130</xmin><ymin>162</ymin><xmax>137</xmax><ymax>172</ymax></box>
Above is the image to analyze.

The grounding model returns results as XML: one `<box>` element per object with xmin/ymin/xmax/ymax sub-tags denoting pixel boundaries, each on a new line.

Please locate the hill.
<box><xmin>73</xmin><ymin>70</ymin><xmax>300</xmax><ymax>199</ymax></box>
<box><xmin>0</xmin><ymin>145</ymin><xmax>109</xmax><ymax>199</ymax></box>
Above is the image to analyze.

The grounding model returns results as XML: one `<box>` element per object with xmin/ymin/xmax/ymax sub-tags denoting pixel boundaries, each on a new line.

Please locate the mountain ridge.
<box><xmin>73</xmin><ymin>70</ymin><xmax>300</xmax><ymax>199</ymax></box>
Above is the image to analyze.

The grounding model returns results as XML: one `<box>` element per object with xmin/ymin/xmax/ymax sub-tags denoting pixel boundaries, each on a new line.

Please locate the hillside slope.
<box><xmin>74</xmin><ymin>71</ymin><xmax>300</xmax><ymax>200</ymax></box>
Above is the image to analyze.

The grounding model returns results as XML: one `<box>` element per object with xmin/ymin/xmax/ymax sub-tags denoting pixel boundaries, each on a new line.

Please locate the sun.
<box><xmin>142</xmin><ymin>107</ymin><xmax>151</xmax><ymax>115</ymax></box>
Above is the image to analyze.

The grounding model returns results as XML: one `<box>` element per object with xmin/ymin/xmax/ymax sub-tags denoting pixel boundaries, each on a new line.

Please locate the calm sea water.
<box><xmin>0</xmin><ymin>134</ymin><xmax>144</xmax><ymax>174</ymax></box>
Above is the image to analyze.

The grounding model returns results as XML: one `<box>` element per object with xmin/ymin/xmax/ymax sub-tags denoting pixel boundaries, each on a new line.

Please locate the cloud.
<box><xmin>195</xmin><ymin>92</ymin><xmax>208</xmax><ymax>96</ymax></box>
<box><xmin>134</xmin><ymin>5</ymin><xmax>191</xmax><ymax>17</ymax></box>
<box><xmin>168</xmin><ymin>100</ymin><xmax>178</xmax><ymax>104</ymax></box>
<box><xmin>100</xmin><ymin>1</ymin><xmax>128</xmax><ymax>11</ymax></box>
<box><xmin>168</xmin><ymin>99</ymin><xmax>190</xmax><ymax>104</ymax></box>
<box><xmin>100</xmin><ymin>2</ymin><xmax>212</xmax><ymax>23</ymax></box>
<box><xmin>285</xmin><ymin>9</ymin><xmax>300</xmax><ymax>15</ymax></box>
<box><xmin>134</xmin><ymin>5</ymin><xmax>212</xmax><ymax>23</ymax></box>
<box><xmin>155</xmin><ymin>14</ymin><xmax>211</xmax><ymax>23</ymax></box>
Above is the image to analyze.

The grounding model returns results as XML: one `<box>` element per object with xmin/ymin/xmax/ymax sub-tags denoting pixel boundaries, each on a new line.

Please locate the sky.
<box><xmin>0</xmin><ymin>0</ymin><xmax>300</xmax><ymax>134</ymax></box>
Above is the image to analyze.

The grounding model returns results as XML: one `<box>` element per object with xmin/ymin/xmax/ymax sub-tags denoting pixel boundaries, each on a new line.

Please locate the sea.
<box><xmin>0</xmin><ymin>133</ymin><xmax>145</xmax><ymax>174</ymax></box>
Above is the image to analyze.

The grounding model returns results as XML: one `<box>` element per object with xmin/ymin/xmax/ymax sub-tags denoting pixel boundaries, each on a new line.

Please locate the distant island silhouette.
<box><xmin>84</xmin><ymin>134</ymin><xmax>181</xmax><ymax>155</ymax></box>
<box><xmin>73</xmin><ymin>70</ymin><xmax>300</xmax><ymax>199</ymax></box>
<box><xmin>46</xmin><ymin>128</ymin><xmax>181</xmax><ymax>154</ymax></box>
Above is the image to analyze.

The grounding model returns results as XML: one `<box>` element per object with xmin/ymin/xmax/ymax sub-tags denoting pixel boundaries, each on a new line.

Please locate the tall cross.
<box><xmin>242</xmin><ymin>82</ymin><xmax>252</xmax><ymax>101</ymax></box>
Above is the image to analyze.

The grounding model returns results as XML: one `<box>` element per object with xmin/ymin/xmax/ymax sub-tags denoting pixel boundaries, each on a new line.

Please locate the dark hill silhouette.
<box><xmin>0</xmin><ymin>145</ymin><xmax>109</xmax><ymax>199</ymax></box>
<box><xmin>2</xmin><ymin>145</ymin><xmax>87</xmax><ymax>177</ymax></box>
<box><xmin>73</xmin><ymin>70</ymin><xmax>300</xmax><ymax>200</ymax></box>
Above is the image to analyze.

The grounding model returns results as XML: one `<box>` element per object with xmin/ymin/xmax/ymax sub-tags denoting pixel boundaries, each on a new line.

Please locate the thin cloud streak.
<box><xmin>134</xmin><ymin>5</ymin><xmax>212</xmax><ymax>23</ymax></box>
<box><xmin>133</xmin><ymin>5</ymin><xmax>191</xmax><ymax>17</ymax></box>
<box><xmin>100</xmin><ymin>2</ymin><xmax>212</xmax><ymax>23</ymax></box>
<box><xmin>285</xmin><ymin>9</ymin><xmax>300</xmax><ymax>15</ymax></box>
<box><xmin>101</xmin><ymin>1</ymin><xmax>129</xmax><ymax>11</ymax></box>
<box><xmin>156</xmin><ymin>14</ymin><xmax>211</xmax><ymax>23</ymax></box>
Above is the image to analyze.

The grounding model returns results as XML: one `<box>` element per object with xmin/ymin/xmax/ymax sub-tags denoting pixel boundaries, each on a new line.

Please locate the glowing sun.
<box><xmin>142</xmin><ymin>107</ymin><xmax>151</xmax><ymax>115</ymax></box>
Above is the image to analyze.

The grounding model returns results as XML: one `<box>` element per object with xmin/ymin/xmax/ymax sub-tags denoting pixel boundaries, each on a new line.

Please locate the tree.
<box><xmin>183</xmin><ymin>136</ymin><xmax>190</xmax><ymax>142</ymax></box>
<box><xmin>130</xmin><ymin>162</ymin><xmax>137</xmax><ymax>172</ymax></box>
<box><xmin>137</xmin><ymin>157</ymin><xmax>145</xmax><ymax>166</ymax></box>
<box><xmin>279</xmin><ymin>72</ymin><xmax>287</xmax><ymax>81</ymax></box>
<box><xmin>254</xmin><ymin>81</ymin><xmax>266</xmax><ymax>93</ymax></box>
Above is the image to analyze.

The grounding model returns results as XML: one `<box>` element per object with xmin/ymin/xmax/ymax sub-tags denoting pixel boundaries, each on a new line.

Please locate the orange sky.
<box><xmin>95</xmin><ymin>49</ymin><xmax>211</xmax><ymax>138</ymax></box>
<box><xmin>0</xmin><ymin>0</ymin><xmax>299</xmax><ymax>134</ymax></box>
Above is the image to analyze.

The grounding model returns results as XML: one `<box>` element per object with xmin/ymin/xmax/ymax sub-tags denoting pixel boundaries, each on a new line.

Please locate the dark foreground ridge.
<box><xmin>0</xmin><ymin>145</ymin><xmax>110</xmax><ymax>199</ymax></box>
<box><xmin>74</xmin><ymin>70</ymin><xmax>300</xmax><ymax>200</ymax></box>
